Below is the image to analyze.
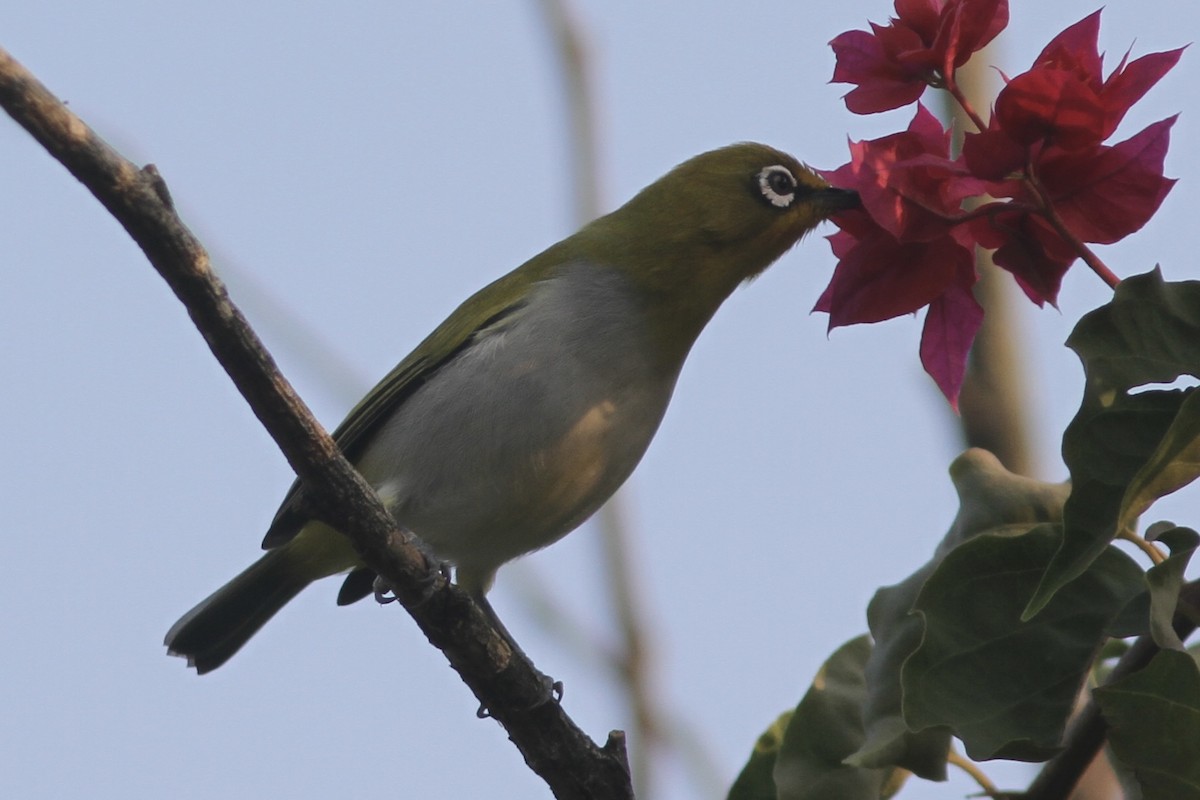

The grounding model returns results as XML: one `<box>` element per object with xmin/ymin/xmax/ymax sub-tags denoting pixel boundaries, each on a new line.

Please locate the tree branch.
<box><xmin>0</xmin><ymin>45</ymin><xmax>631</xmax><ymax>800</ymax></box>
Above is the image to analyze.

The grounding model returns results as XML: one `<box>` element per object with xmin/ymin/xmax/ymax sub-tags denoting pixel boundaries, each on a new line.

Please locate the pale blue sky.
<box><xmin>2</xmin><ymin>2</ymin><xmax>1197</xmax><ymax>798</ymax></box>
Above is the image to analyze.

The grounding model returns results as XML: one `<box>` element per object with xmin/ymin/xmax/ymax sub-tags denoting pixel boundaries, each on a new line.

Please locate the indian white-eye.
<box><xmin>165</xmin><ymin>142</ymin><xmax>858</xmax><ymax>672</ymax></box>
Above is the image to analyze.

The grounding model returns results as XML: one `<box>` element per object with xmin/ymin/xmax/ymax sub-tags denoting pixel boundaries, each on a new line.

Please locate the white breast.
<box><xmin>353</xmin><ymin>263</ymin><xmax>681</xmax><ymax>593</ymax></box>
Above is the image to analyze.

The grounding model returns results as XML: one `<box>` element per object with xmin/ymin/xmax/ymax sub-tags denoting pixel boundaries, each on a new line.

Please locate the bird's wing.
<box><xmin>259</xmin><ymin>261</ymin><xmax>552</xmax><ymax>549</ymax></box>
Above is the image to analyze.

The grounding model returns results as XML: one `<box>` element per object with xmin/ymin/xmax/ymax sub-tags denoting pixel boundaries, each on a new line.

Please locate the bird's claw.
<box><xmin>372</xmin><ymin>576</ymin><xmax>400</xmax><ymax>605</ymax></box>
<box><xmin>371</xmin><ymin>557</ymin><xmax>450</xmax><ymax>607</ymax></box>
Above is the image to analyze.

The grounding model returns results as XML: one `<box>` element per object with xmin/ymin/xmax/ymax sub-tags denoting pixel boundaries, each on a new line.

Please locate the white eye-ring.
<box><xmin>757</xmin><ymin>165</ymin><xmax>797</xmax><ymax>208</ymax></box>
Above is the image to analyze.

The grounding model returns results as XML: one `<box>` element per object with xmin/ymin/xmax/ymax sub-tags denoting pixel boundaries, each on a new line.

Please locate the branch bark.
<box><xmin>0</xmin><ymin>45</ymin><xmax>632</xmax><ymax>800</ymax></box>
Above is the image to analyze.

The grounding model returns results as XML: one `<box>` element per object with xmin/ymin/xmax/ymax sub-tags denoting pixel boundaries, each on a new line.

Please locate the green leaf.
<box><xmin>853</xmin><ymin>564</ymin><xmax>953</xmax><ymax>780</ymax></box>
<box><xmin>727</xmin><ymin>711</ymin><xmax>793</xmax><ymax>800</ymax></box>
<box><xmin>850</xmin><ymin>449</ymin><xmax>1069</xmax><ymax>778</ymax></box>
<box><xmin>773</xmin><ymin>636</ymin><xmax>905</xmax><ymax>800</ymax></box>
<box><xmin>728</xmin><ymin>637</ymin><xmax>906</xmax><ymax>800</ymax></box>
<box><xmin>904</xmin><ymin>524</ymin><xmax>1144</xmax><ymax>761</ymax></box>
<box><xmin>1027</xmin><ymin>269</ymin><xmax>1200</xmax><ymax>617</ymax></box>
<box><xmin>1120</xmin><ymin>392</ymin><xmax>1200</xmax><ymax>533</ymax></box>
<box><xmin>1144</xmin><ymin>525</ymin><xmax>1199</xmax><ymax>651</ymax></box>
<box><xmin>1030</xmin><ymin>389</ymin><xmax>1180</xmax><ymax>620</ymax></box>
<box><xmin>1096</xmin><ymin>650</ymin><xmax>1200</xmax><ymax>799</ymax></box>
<box><xmin>1107</xmin><ymin>588</ymin><xmax>1152</xmax><ymax>639</ymax></box>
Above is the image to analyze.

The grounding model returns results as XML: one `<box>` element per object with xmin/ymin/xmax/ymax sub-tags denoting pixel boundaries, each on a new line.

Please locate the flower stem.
<box><xmin>947</xmin><ymin>749</ymin><xmax>1007</xmax><ymax>798</ymax></box>
<box><xmin>1118</xmin><ymin>529</ymin><xmax>1167</xmax><ymax>565</ymax></box>
<box><xmin>1023</xmin><ymin>172</ymin><xmax>1122</xmax><ymax>290</ymax></box>
<box><xmin>1038</xmin><ymin>197</ymin><xmax>1121</xmax><ymax>290</ymax></box>
<box><xmin>944</xmin><ymin>75</ymin><xmax>989</xmax><ymax>133</ymax></box>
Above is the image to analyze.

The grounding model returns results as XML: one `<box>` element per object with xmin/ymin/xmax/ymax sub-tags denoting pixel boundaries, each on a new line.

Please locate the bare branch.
<box><xmin>0</xmin><ymin>45</ymin><xmax>631</xmax><ymax>800</ymax></box>
<box><xmin>536</xmin><ymin>0</ymin><xmax>603</xmax><ymax>224</ymax></box>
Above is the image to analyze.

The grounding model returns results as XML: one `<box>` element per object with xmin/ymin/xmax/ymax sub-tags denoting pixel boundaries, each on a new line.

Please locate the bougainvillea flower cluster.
<box><xmin>819</xmin><ymin>2</ymin><xmax>1182</xmax><ymax>406</ymax></box>
<box><xmin>830</xmin><ymin>0</ymin><xmax>1008</xmax><ymax>114</ymax></box>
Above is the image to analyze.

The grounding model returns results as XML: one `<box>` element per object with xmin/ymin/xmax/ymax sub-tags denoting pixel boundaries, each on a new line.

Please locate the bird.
<box><xmin>164</xmin><ymin>142</ymin><xmax>858</xmax><ymax>673</ymax></box>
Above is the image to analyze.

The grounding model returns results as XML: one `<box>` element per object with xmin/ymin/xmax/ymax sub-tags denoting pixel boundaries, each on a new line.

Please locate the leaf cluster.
<box><xmin>731</xmin><ymin>272</ymin><xmax>1200</xmax><ymax>800</ymax></box>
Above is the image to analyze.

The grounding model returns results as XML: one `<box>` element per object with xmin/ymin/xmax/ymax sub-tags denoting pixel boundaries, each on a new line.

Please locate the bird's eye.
<box><xmin>757</xmin><ymin>165</ymin><xmax>797</xmax><ymax>208</ymax></box>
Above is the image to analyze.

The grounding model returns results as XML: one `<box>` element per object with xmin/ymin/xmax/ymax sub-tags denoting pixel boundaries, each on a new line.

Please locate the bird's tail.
<box><xmin>164</xmin><ymin>526</ymin><xmax>359</xmax><ymax>674</ymax></box>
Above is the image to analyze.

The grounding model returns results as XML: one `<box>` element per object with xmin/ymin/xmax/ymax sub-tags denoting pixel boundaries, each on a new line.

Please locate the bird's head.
<box><xmin>576</xmin><ymin>143</ymin><xmax>858</xmax><ymax>344</ymax></box>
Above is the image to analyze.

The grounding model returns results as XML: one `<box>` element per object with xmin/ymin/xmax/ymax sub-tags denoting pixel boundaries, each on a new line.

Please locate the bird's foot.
<box><xmin>371</xmin><ymin>558</ymin><xmax>450</xmax><ymax>607</ymax></box>
<box><xmin>372</xmin><ymin>575</ymin><xmax>399</xmax><ymax>604</ymax></box>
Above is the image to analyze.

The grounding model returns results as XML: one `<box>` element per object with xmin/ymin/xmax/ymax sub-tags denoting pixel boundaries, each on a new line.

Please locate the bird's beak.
<box><xmin>813</xmin><ymin>187</ymin><xmax>860</xmax><ymax>214</ymax></box>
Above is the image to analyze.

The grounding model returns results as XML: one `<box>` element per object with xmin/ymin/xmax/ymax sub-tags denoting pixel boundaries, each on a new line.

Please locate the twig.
<box><xmin>1022</xmin><ymin>166</ymin><xmax>1121</xmax><ymax>290</ymax></box>
<box><xmin>536</xmin><ymin>0</ymin><xmax>603</xmax><ymax>224</ymax></box>
<box><xmin>944</xmin><ymin>74</ymin><xmax>990</xmax><ymax>134</ymax></box>
<box><xmin>1117</xmin><ymin>529</ymin><xmax>1167</xmax><ymax>566</ymax></box>
<box><xmin>0</xmin><ymin>44</ymin><xmax>632</xmax><ymax>800</ymax></box>
<box><xmin>597</xmin><ymin>499</ymin><xmax>661</xmax><ymax>794</ymax></box>
<box><xmin>947</xmin><ymin>748</ymin><xmax>1003</xmax><ymax>797</ymax></box>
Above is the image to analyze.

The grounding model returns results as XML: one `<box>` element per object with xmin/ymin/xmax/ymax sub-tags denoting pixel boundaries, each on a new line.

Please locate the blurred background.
<box><xmin>1</xmin><ymin>2</ymin><xmax>1196</xmax><ymax>798</ymax></box>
